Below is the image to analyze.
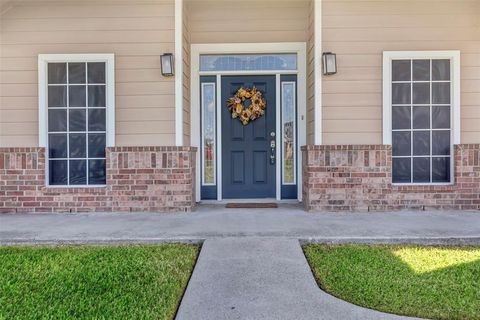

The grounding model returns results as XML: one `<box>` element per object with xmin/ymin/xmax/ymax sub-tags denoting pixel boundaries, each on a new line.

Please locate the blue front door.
<box><xmin>222</xmin><ymin>75</ymin><xmax>276</xmax><ymax>199</ymax></box>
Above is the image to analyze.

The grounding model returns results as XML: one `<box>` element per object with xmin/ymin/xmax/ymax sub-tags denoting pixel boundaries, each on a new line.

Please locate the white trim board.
<box><xmin>174</xmin><ymin>0</ymin><xmax>184</xmax><ymax>146</ymax></box>
<box><xmin>191</xmin><ymin>42</ymin><xmax>307</xmax><ymax>202</ymax></box>
<box><xmin>313</xmin><ymin>0</ymin><xmax>322</xmax><ymax>145</ymax></box>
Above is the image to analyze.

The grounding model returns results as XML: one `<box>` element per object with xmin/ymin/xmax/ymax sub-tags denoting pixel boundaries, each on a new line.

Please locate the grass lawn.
<box><xmin>304</xmin><ymin>244</ymin><xmax>480</xmax><ymax>320</ymax></box>
<box><xmin>0</xmin><ymin>244</ymin><xmax>199</xmax><ymax>320</ymax></box>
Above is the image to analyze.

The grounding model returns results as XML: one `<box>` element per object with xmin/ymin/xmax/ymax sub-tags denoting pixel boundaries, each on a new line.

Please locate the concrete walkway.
<box><xmin>1</xmin><ymin>205</ymin><xmax>478</xmax><ymax>319</ymax></box>
<box><xmin>1</xmin><ymin>204</ymin><xmax>479</xmax><ymax>244</ymax></box>
<box><xmin>176</xmin><ymin>237</ymin><xmax>417</xmax><ymax>320</ymax></box>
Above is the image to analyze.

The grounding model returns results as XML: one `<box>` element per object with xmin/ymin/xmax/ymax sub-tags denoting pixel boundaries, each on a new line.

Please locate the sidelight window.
<box><xmin>201</xmin><ymin>82</ymin><xmax>216</xmax><ymax>185</ymax></box>
<box><xmin>384</xmin><ymin>52</ymin><xmax>460</xmax><ymax>185</ymax></box>
<box><xmin>39</xmin><ymin>54</ymin><xmax>115</xmax><ymax>186</ymax></box>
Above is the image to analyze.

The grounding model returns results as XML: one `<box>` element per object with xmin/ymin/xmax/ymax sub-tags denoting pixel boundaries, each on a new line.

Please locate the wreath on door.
<box><xmin>227</xmin><ymin>86</ymin><xmax>266</xmax><ymax>125</ymax></box>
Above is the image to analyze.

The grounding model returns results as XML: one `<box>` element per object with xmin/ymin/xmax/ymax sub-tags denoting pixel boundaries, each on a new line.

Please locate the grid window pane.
<box><xmin>48</xmin><ymin>134</ymin><xmax>67</xmax><ymax>158</ymax></box>
<box><xmin>47</xmin><ymin>61</ymin><xmax>107</xmax><ymax>186</ymax></box>
<box><xmin>412</xmin><ymin>106</ymin><xmax>430</xmax><ymax>129</ymax></box>
<box><xmin>432</xmin><ymin>131</ymin><xmax>451</xmax><ymax>155</ymax></box>
<box><xmin>49</xmin><ymin>160</ymin><xmax>68</xmax><ymax>185</ymax></box>
<box><xmin>413</xmin><ymin>131</ymin><xmax>430</xmax><ymax>156</ymax></box>
<box><xmin>69</xmin><ymin>160</ymin><xmax>87</xmax><ymax>185</ymax></box>
<box><xmin>413</xmin><ymin>60</ymin><xmax>430</xmax><ymax>81</ymax></box>
<box><xmin>88</xmin><ymin>109</ymin><xmax>106</xmax><ymax>131</ymax></box>
<box><xmin>432</xmin><ymin>106</ymin><xmax>450</xmax><ymax>129</ymax></box>
<box><xmin>48</xmin><ymin>63</ymin><xmax>67</xmax><ymax>84</ymax></box>
<box><xmin>69</xmin><ymin>109</ymin><xmax>86</xmax><ymax>131</ymax></box>
<box><xmin>48</xmin><ymin>109</ymin><xmax>67</xmax><ymax>132</ymax></box>
<box><xmin>48</xmin><ymin>86</ymin><xmax>67</xmax><ymax>108</ymax></box>
<box><xmin>432</xmin><ymin>60</ymin><xmax>450</xmax><ymax>81</ymax></box>
<box><xmin>88</xmin><ymin>63</ymin><xmax>106</xmax><ymax>83</ymax></box>
<box><xmin>68</xmin><ymin>63</ymin><xmax>86</xmax><ymax>84</ymax></box>
<box><xmin>392</xmin><ymin>106</ymin><xmax>411</xmax><ymax>129</ymax></box>
<box><xmin>432</xmin><ymin>82</ymin><xmax>450</xmax><ymax>104</ymax></box>
<box><xmin>412</xmin><ymin>83</ymin><xmax>430</xmax><ymax>104</ymax></box>
<box><xmin>413</xmin><ymin>157</ymin><xmax>430</xmax><ymax>183</ymax></box>
<box><xmin>88</xmin><ymin>134</ymin><xmax>106</xmax><ymax>158</ymax></box>
<box><xmin>88</xmin><ymin>85</ymin><xmax>106</xmax><ymax>107</ymax></box>
<box><xmin>89</xmin><ymin>159</ymin><xmax>106</xmax><ymax>185</ymax></box>
<box><xmin>432</xmin><ymin>157</ymin><xmax>450</xmax><ymax>183</ymax></box>
<box><xmin>69</xmin><ymin>133</ymin><xmax>86</xmax><ymax>158</ymax></box>
<box><xmin>392</xmin><ymin>132</ymin><xmax>411</xmax><ymax>156</ymax></box>
<box><xmin>69</xmin><ymin>86</ymin><xmax>86</xmax><ymax>108</ymax></box>
<box><xmin>392</xmin><ymin>60</ymin><xmax>411</xmax><ymax>81</ymax></box>
<box><xmin>391</xmin><ymin>58</ymin><xmax>452</xmax><ymax>184</ymax></box>
<box><xmin>392</xmin><ymin>83</ymin><xmax>411</xmax><ymax>104</ymax></box>
<box><xmin>393</xmin><ymin>158</ymin><xmax>411</xmax><ymax>183</ymax></box>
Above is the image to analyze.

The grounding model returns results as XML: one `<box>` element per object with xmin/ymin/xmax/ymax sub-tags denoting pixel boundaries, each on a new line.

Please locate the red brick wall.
<box><xmin>302</xmin><ymin>144</ymin><xmax>480</xmax><ymax>212</ymax></box>
<box><xmin>0</xmin><ymin>147</ymin><xmax>196</xmax><ymax>213</ymax></box>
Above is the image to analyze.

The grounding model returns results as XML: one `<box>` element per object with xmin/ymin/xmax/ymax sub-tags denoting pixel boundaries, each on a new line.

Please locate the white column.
<box><xmin>314</xmin><ymin>0</ymin><xmax>323</xmax><ymax>145</ymax></box>
<box><xmin>175</xmin><ymin>0</ymin><xmax>184</xmax><ymax>146</ymax></box>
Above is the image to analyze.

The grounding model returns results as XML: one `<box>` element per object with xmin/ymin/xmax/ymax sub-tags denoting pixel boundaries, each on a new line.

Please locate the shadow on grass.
<box><xmin>303</xmin><ymin>245</ymin><xmax>480</xmax><ymax>320</ymax></box>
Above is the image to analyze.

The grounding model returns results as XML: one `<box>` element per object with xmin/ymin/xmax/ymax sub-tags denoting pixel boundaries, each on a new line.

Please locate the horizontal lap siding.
<box><xmin>322</xmin><ymin>0</ymin><xmax>480</xmax><ymax>145</ymax></box>
<box><xmin>188</xmin><ymin>0</ymin><xmax>309</xmax><ymax>44</ymax></box>
<box><xmin>0</xmin><ymin>1</ymin><xmax>175</xmax><ymax>147</ymax></box>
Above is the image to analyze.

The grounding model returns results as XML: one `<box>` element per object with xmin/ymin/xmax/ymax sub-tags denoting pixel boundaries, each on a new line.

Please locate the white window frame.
<box><xmin>38</xmin><ymin>53</ymin><xmax>115</xmax><ymax>187</ymax></box>
<box><xmin>382</xmin><ymin>50</ymin><xmax>460</xmax><ymax>185</ymax></box>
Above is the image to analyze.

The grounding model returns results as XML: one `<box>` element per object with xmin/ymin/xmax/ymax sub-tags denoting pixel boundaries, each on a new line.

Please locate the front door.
<box><xmin>221</xmin><ymin>75</ymin><xmax>276</xmax><ymax>199</ymax></box>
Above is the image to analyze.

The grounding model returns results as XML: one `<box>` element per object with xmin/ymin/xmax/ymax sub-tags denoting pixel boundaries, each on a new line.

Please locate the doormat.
<box><xmin>225</xmin><ymin>203</ymin><xmax>278</xmax><ymax>209</ymax></box>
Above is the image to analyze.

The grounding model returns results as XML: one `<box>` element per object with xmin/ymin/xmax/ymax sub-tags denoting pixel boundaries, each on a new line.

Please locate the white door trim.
<box><xmin>191</xmin><ymin>42</ymin><xmax>307</xmax><ymax>202</ymax></box>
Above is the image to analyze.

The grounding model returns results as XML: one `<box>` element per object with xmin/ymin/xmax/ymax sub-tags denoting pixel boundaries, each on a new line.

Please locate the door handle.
<box><xmin>270</xmin><ymin>136</ymin><xmax>276</xmax><ymax>165</ymax></box>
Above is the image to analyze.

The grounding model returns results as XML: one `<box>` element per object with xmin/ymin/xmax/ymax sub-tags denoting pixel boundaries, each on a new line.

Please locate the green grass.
<box><xmin>0</xmin><ymin>244</ymin><xmax>199</xmax><ymax>320</ymax></box>
<box><xmin>304</xmin><ymin>244</ymin><xmax>480</xmax><ymax>320</ymax></box>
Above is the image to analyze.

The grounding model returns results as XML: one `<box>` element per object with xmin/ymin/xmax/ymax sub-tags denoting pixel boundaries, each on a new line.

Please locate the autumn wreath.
<box><xmin>226</xmin><ymin>86</ymin><xmax>266</xmax><ymax>125</ymax></box>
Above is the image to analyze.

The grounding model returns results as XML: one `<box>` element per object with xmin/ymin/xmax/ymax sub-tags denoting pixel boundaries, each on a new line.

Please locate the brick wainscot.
<box><xmin>302</xmin><ymin>144</ymin><xmax>480</xmax><ymax>211</ymax></box>
<box><xmin>0</xmin><ymin>147</ymin><xmax>196</xmax><ymax>213</ymax></box>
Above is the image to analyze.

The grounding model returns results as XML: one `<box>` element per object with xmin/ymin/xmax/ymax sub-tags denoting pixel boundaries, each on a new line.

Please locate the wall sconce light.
<box><xmin>160</xmin><ymin>53</ymin><xmax>174</xmax><ymax>76</ymax></box>
<box><xmin>322</xmin><ymin>52</ymin><xmax>337</xmax><ymax>75</ymax></box>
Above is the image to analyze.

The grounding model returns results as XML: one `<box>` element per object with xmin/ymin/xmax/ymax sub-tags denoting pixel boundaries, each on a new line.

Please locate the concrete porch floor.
<box><xmin>1</xmin><ymin>204</ymin><xmax>479</xmax><ymax>245</ymax></box>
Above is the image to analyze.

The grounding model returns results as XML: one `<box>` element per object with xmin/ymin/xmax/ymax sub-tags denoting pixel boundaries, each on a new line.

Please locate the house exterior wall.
<box><xmin>187</xmin><ymin>0</ymin><xmax>309</xmax><ymax>44</ymax></box>
<box><xmin>1</xmin><ymin>0</ymin><xmax>479</xmax><ymax>213</ymax></box>
<box><xmin>322</xmin><ymin>0</ymin><xmax>480</xmax><ymax>145</ymax></box>
<box><xmin>0</xmin><ymin>0</ymin><xmax>176</xmax><ymax>147</ymax></box>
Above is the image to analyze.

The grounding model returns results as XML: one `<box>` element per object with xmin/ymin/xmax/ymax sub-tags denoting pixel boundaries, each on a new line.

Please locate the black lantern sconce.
<box><xmin>160</xmin><ymin>53</ymin><xmax>174</xmax><ymax>76</ymax></box>
<box><xmin>322</xmin><ymin>52</ymin><xmax>337</xmax><ymax>75</ymax></box>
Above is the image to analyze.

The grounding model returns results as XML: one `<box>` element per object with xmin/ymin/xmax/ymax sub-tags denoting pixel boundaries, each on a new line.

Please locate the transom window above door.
<box><xmin>199</xmin><ymin>54</ymin><xmax>297</xmax><ymax>72</ymax></box>
<box><xmin>383</xmin><ymin>51</ymin><xmax>460</xmax><ymax>185</ymax></box>
<box><xmin>39</xmin><ymin>54</ymin><xmax>115</xmax><ymax>187</ymax></box>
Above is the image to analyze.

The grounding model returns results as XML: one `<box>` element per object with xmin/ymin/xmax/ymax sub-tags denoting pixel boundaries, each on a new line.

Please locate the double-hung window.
<box><xmin>383</xmin><ymin>51</ymin><xmax>460</xmax><ymax>184</ymax></box>
<box><xmin>39</xmin><ymin>54</ymin><xmax>115</xmax><ymax>186</ymax></box>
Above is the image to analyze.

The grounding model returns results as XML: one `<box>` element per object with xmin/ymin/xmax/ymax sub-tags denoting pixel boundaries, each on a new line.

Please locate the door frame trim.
<box><xmin>191</xmin><ymin>43</ymin><xmax>307</xmax><ymax>202</ymax></box>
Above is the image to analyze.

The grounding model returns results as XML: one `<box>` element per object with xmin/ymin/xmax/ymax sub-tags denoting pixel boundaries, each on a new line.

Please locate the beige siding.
<box><xmin>306</xmin><ymin>0</ymin><xmax>315</xmax><ymax>144</ymax></box>
<box><xmin>322</xmin><ymin>0</ymin><xmax>480</xmax><ymax>145</ymax></box>
<box><xmin>188</xmin><ymin>0</ymin><xmax>309</xmax><ymax>44</ymax></box>
<box><xmin>182</xmin><ymin>1</ymin><xmax>191</xmax><ymax>145</ymax></box>
<box><xmin>0</xmin><ymin>0</ymin><xmax>175</xmax><ymax>147</ymax></box>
